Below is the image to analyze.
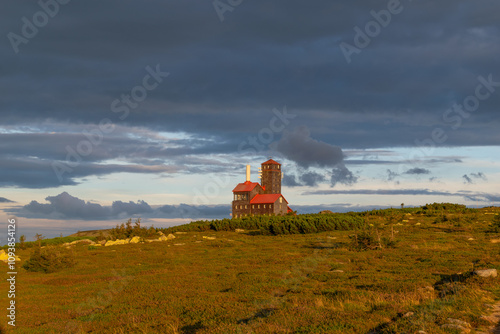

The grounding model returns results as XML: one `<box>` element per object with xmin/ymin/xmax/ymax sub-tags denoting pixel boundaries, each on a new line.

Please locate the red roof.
<box><xmin>232</xmin><ymin>181</ymin><xmax>261</xmax><ymax>193</ymax></box>
<box><xmin>250</xmin><ymin>194</ymin><xmax>288</xmax><ymax>204</ymax></box>
<box><xmin>262</xmin><ymin>159</ymin><xmax>281</xmax><ymax>165</ymax></box>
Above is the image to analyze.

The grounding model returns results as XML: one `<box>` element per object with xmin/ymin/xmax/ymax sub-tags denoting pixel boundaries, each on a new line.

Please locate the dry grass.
<box><xmin>1</xmin><ymin>207</ymin><xmax>499</xmax><ymax>333</ymax></box>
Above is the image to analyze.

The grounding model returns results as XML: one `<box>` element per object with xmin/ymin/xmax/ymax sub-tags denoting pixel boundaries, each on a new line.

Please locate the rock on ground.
<box><xmin>474</xmin><ymin>269</ymin><xmax>498</xmax><ymax>278</ymax></box>
<box><xmin>104</xmin><ymin>239</ymin><xmax>129</xmax><ymax>246</ymax></box>
<box><xmin>129</xmin><ymin>236</ymin><xmax>141</xmax><ymax>244</ymax></box>
<box><xmin>0</xmin><ymin>249</ymin><xmax>20</xmax><ymax>262</ymax></box>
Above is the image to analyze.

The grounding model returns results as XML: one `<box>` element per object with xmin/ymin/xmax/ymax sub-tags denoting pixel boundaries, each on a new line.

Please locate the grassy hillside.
<box><xmin>1</xmin><ymin>204</ymin><xmax>499</xmax><ymax>333</ymax></box>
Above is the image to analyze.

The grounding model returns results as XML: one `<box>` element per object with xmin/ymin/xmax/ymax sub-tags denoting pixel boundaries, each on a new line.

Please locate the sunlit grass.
<box><xmin>1</xmin><ymin>206</ymin><xmax>499</xmax><ymax>333</ymax></box>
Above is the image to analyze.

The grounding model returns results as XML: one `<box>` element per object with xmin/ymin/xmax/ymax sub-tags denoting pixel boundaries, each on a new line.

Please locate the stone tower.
<box><xmin>260</xmin><ymin>159</ymin><xmax>282</xmax><ymax>194</ymax></box>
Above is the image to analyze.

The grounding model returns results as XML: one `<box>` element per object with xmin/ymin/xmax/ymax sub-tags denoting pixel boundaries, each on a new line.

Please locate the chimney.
<box><xmin>246</xmin><ymin>165</ymin><xmax>251</xmax><ymax>182</ymax></box>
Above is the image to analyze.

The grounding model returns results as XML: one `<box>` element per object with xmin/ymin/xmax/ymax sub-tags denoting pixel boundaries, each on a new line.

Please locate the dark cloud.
<box><xmin>463</xmin><ymin>172</ymin><xmax>487</xmax><ymax>184</ymax></box>
<box><xmin>330</xmin><ymin>164</ymin><xmax>358</xmax><ymax>187</ymax></box>
<box><xmin>0</xmin><ymin>157</ymin><xmax>180</xmax><ymax>189</ymax></box>
<box><xmin>405</xmin><ymin>168</ymin><xmax>431</xmax><ymax>175</ymax></box>
<box><xmin>0</xmin><ymin>0</ymin><xmax>498</xmax><ymax>192</ymax></box>
<box><xmin>0</xmin><ymin>130</ymin><xmax>239</xmax><ymax>188</ymax></box>
<box><xmin>463</xmin><ymin>174</ymin><xmax>473</xmax><ymax>184</ymax></box>
<box><xmin>7</xmin><ymin>192</ymin><xmax>231</xmax><ymax>220</ymax></box>
<box><xmin>1</xmin><ymin>2</ymin><xmax>499</xmax><ymax>143</ymax></box>
<box><xmin>470</xmin><ymin>172</ymin><xmax>487</xmax><ymax>180</ymax></box>
<box><xmin>272</xmin><ymin>126</ymin><xmax>344</xmax><ymax>168</ymax></box>
<box><xmin>19</xmin><ymin>192</ymin><xmax>111</xmax><ymax>220</ymax></box>
<box><xmin>271</xmin><ymin>126</ymin><xmax>357</xmax><ymax>188</ymax></box>
<box><xmin>345</xmin><ymin>160</ymin><xmax>398</xmax><ymax>166</ymax></box>
<box><xmin>462</xmin><ymin>192</ymin><xmax>500</xmax><ymax>202</ymax></box>
<box><xmin>386</xmin><ymin>169</ymin><xmax>399</xmax><ymax>181</ymax></box>
<box><xmin>282</xmin><ymin>174</ymin><xmax>301</xmax><ymax>187</ymax></box>
<box><xmin>303</xmin><ymin>188</ymin><xmax>500</xmax><ymax>204</ymax></box>
<box><xmin>0</xmin><ymin>197</ymin><xmax>14</xmax><ymax>203</ymax></box>
<box><xmin>300</xmin><ymin>172</ymin><xmax>325</xmax><ymax>187</ymax></box>
<box><xmin>111</xmin><ymin>200</ymin><xmax>153</xmax><ymax>217</ymax></box>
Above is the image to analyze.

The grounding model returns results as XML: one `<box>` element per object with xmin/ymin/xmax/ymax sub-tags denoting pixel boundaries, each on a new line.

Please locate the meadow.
<box><xmin>1</xmin><ymin>204</ymin><xmax>499</xmax><ymax>333</ymax></box>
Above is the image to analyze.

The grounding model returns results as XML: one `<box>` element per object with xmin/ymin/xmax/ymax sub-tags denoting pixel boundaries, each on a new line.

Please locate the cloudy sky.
<box><xmin>1</xmin><ymin>0</ymin><xmax>499</xmax><ymax>241</ymax></box>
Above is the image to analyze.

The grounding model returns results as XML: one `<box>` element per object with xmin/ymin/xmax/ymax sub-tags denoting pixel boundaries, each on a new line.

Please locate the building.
<box><xmin>232</xmin><ymin>159</ymin><xmax>292</xmax><ymax>218</ymax></box>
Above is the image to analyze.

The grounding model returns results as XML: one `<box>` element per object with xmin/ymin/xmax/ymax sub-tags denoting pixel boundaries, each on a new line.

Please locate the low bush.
<box><xmin>487</xmin><ymin>215</ymin><xmax>500</xmax><ymax>233</ymax></box>
<box><xmin>2</xmin><ymin>236</ymin><xmax>97</xmax><ymax>251</ymax></box>
<box><xmin>22</xmin><ymin>246</ymin><xmax>76</xmax><ymax>273</ymax></box>
<box><xmin>349</xmin><ymin>229</ymin><xmax>398</xmax><ymax>251</ymax></box>
<box><xmin>108</xmin><ymin>218</ymin><xmax>158</xmax><ymax>240</ymax></box>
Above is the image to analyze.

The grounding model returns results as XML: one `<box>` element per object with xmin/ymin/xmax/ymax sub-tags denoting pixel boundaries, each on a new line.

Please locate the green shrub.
<box><xmin>349</xmin><ymin>231</ymin><xmax>378</xmax><ymax>251</ymax></box>
<box><xmin>158</xmin><ymin>203</ymin><xmax>478</xmax><ymax>237</ymax></box>
<box><xmin>22</xmin><ymin>246</ymin><xmax>76</xmax><ymax>273</ymax></box>
<box><xmin>489</xmin><ymin>214</ymin><xmax>500</xmax><ymax>233</ymax></box>
<box><xmin>108</xmin><ymin>218</ymin><xmax>159</xmax><ymax>240</ymax></box>
<box><xmin>1</xmin><ymin>236</ymin><xmax>98</xmax><ymax>251</ymax></box>
<box><xmin>349</xmin><ymin>230</ymin><xmax>397</xmax><ymax>251</ymax></box>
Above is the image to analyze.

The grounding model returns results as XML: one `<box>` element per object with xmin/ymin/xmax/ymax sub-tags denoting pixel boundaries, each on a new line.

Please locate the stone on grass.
<box><xmin>104</xmin><ymin>240</ymin><xmax>115</xmax><ymax>246</ymax></box>
<box><xmin>175</xmin><ymin>232</ymin><xmax>187</xmax><ymax>234</ymax></box>
<box><xmin>441</xmin><ymin>318</ymin><xmax>472</xmax><ymax>333</ymax></box>
<box><xmin>235</xmin><ymin>229</ymin><xmax>245</xmax><ymax>233</ymax></box>
<box><xmin>473</xmin><ymin>269</ymin><xmax>497</xmax><ymax>278</ymax></box>
<box><xmin>440</xmin><ymin>324</ymin><xmax>470</xmax><ymax>333</ymax></box>
<box><xmin>104</xmin><ymin>239</ymin><xmax>128</xmax><ymax>246</ymax></box>
<box><xmin>0</xmin><ymin>249</ymin><xmax>20</xmax><ymax>263</ymax></box>
<box><xmin>157</xmin><ymin>234</ymin><xmax>175</xmax><ymax>242</ymax></box>
<box><xmin>69</xmin><ymin>239</ymin><xmax>95</xmax><ymax>245</ymax></box>
<box><xmin>129</xmin><ymin>236</ymin><xmax>141</xmax><ymax>244</ymax></box>
<box><xmin>490</xmin><ymin>239</ymin><xmax>500</xmax><ymax>244</ymax></box>
<box><xmin>447</xmin><ymin>318</ymin><xmax>471</xmax><ymax>328</ymax></box>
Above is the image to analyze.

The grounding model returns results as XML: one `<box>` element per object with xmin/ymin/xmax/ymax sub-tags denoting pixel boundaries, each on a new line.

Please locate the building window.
<box><xmin>245</xmin><ymin>205</ymin><xmax>247</xmax><ymax>209</ymax></box>
<box><xmin>258</xmin><ymin>205</ymin><xmax>260</xmax><ymax>209</ymax></box>
<box><xmin>270</xmin><ymin>204</ymin><xmax>273</xmax><ymax>209</ymax></box>
<box><xmin>264</xmin><ymin>205</ymin><xmax>266</xmax><ymax>209</ymax></box>
<box><xmin>279</xmin><ymin>197</ymin><xmax>283</xmax><ymax>203</ymax></box>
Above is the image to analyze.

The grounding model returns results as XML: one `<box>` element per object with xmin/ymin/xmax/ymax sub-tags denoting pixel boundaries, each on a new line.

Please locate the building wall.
<box><xmin>250</xmin><ymin>196</ymin><xmax>287</xmax><ymax>216</ymax></box>
<box><xmin>249</xmin><ymin>202</ymin><xmax>274</xmax><ymax>216</ymax></box>
<box><xmin>261</xmin><ymin>164</ymin><xmax>281</xmax><ymax>194</ymax></box>
<box><xmin>272</xmin><ymin>197</ymin><xmax>288</xmax><ymax>216</ymax></box>
<box><xmin>232</xmin><ymin>186</ymin><xmax>264</xmax><ymax>218</ymax></box>
<box><xmin>232</xmin><ymin>199</ymin><xmax>251</xmax><ymax>218</ymax></box>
